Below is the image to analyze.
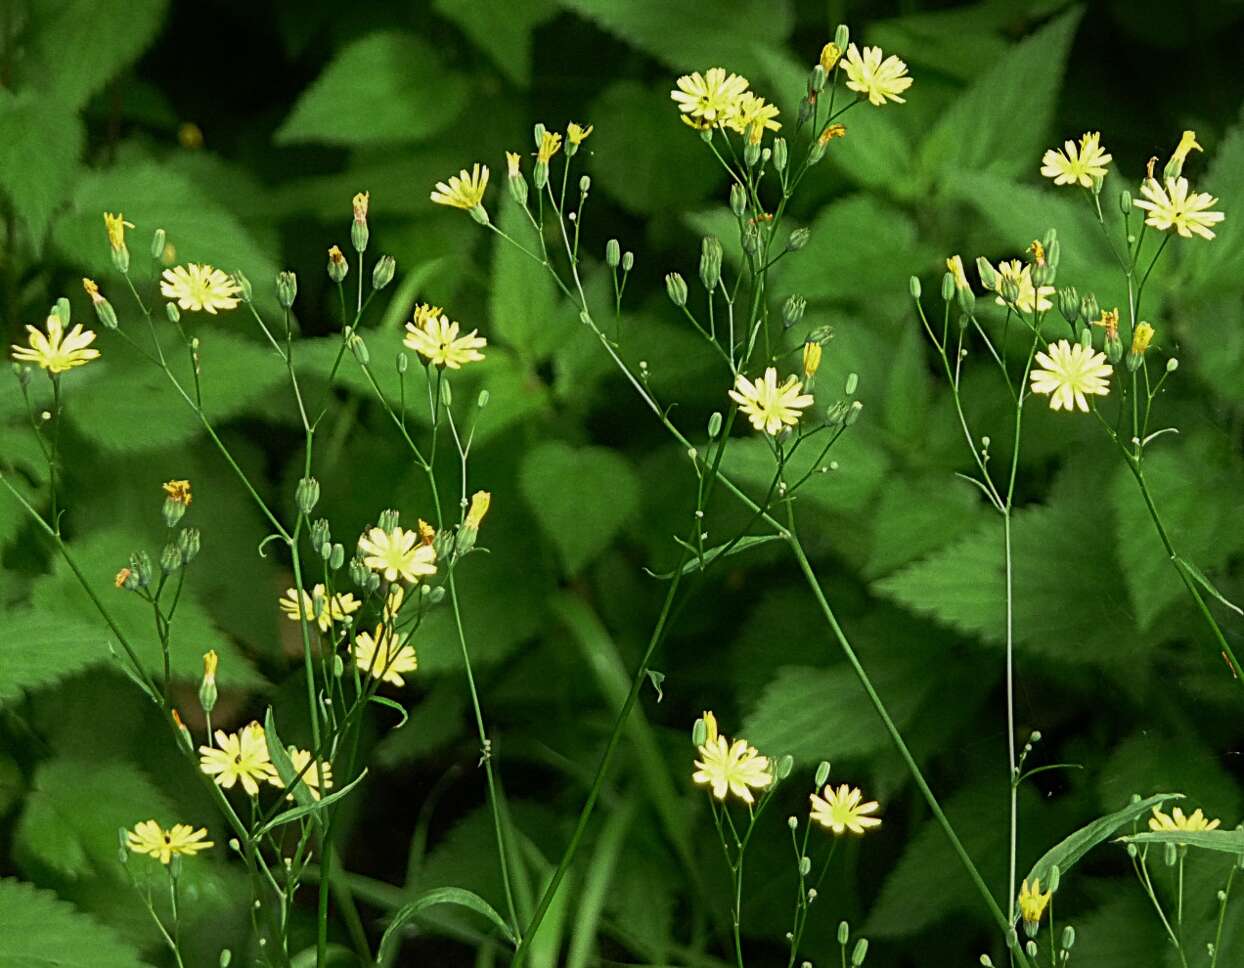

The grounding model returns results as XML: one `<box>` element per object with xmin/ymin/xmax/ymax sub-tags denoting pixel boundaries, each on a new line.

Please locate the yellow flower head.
<box><xmin>352</xmin><ymin>190</ymin><xmax>369</xmax><ymax>223</ymax></box>
<box><xmin>465</xmin><ymin>490</ymin><xmax>491</xmax><ymax>531</ymax></box>
<box><xmin>163</xmin><ymin>479</ymin><xmax>192</xmax><ymax>506</ymax></box>
<box><xmin>809</xmin><ymin>783</ymin><xmax>882</xmax><ymax>835</ymax></box>
<box><xmin>506</xmin><ymin>151</ymin><xmax>522</xmax><ymax>178</ymax></box>
<box><xmin>11</xmin><ymin>314</ymin><xmax>100</xmax><ymax>374</ymax></box>
<box><xmin>1149</xmin><ymin>804</ymin><xmax>1221</xmax><ymax>834</ymax></box>
<box><xmin>700</xmin><ymin>710</ymin><xmax>718</xmax><ymax>744</ymax></box>
<box><xmin>412</xmin><ymin>302</ymin><xmax>443</xmax><ymax>328</ymax></box>
<box><xmin>567</xmin><ymin>122</ymin><xmax>593</xmax><ymax>146</ymax></box>
<box><xmin>990</xmin><ymin>259</ymin><xmax>1054</xmax><ymax>314</ymax></box>
<box><xmin>82</xmin><ymin>278</ymin><xmax>104</xmax><ymax>305</ymax></box>
<box><xmin>671</xmin><ymin>67</ymin><xmax>751</xmax><ymax>128</ymax></box>
<box><xmin>1133</xmin><ymin>176</ymin><xmax>1224</xmax><ymax>240</ymax></box>
<box><xmin>279</xmin><ymin>584</ymin><xmax>361</xmax><ymax>633</ymax></box>
<box><xmin>431</xmin><ymin>164</ymin><xmax>489</xmax><ymax>210</ymax></box>
<box><xmin>692</xmin><ymin>714</ymin><xmax>771</xmax><ymax>804</ymax></box>
<box><xmin>160</xmin><ymin>264</ymin><xmax>241</xmax><ymax>314</ymax></box>
<box><xmin>537</xmin><ymin>130</ymin><xmax>563</xmax><ymax>164</ymax></box>
<box><xmin>1029</xmin><ymin>339</ymin><xmax>1113</xmax><ymax>412</ymax></box>
<box><xmin>842</xmin><ymin>44</ymin><xmax>912</xmax><ymax>106</ymax></box>
<box><xmin>104</xmin><ymin>212</ymin><xmax>134</xmax><ymax>253</ymax></box>
<box><xmin>802</xmin><ymin>341</ymin><xmax>823</xmax><ymax>379</ymax></box>
<box><xmin>403</xmin><ymin>311</ymin><xmax>487</xmax><ymax>369</ymax></box>
<box><xmin>1018</xmin><ymin>878</ymin><xmax>1052</xmax><ymax>931</ymax></box>
<box><xmin>114</xmin><ymin>567</ymin><xmax>132</xmax><ymax>589</ymax></box>
<box><xmin>817</xmin><ymin>122</ymin><xmax>847</xmax><ymax>147</ymax></box>
<box><xmin>198</xmin><ymin>722</ymin><xmax>278</xmax><ymax>796</ymax></box>
<box><xmin>1131</xmin><ymin>321</ymin><xmax>1155</xmax><ymax>355</ymax></box>
<box><xmin>358</xmin><ymin>525</ymin><xmax>437</xmax><ymax>583</ymax></box>
<box><xmin>727</xmin><ymin>92</ymin><xmax>781</xmax><ymax>137</ymax></box>
<box><xmin>353</xmin><ymin>624</ymin><xmax>418</xmax><ymax>687</ymax></box>
<box><xmin>1040</xmin><ymin>131</ymin><xmax>1112</xmax><ymax>188</ymax></box>
<box><xmin>820</xmin><ymin>42</ymin><xmax>842</xmax><ymax>72</ymax></box>
<box><xmin>202</xmin><ymin>649</ymin><xmax>218</xmax><ymax>684</ymax></box>
<box><xmin>1091</xmin><ymin>308</ymin><xmax>1120</xmax><ymax>340</ymax></box>
<box><xmin>946</xmin><ymin>254</ymin><xmax>969</xmax><ymax>290</ymax></box>
<box><xmin>1028</xmin><ymin>239</ymin><xmax>1046</xmax><ymax>267</ymax></box>
<box><xmin>727</xmin><ymin>367</ymin><xmax>815</xmax><ymax>435</ymax></box>
<box><xmin>270</xmin><ymin>747</ymin><xmax>334</xmax><ymax>801</ymax></box>
<box><xmin>126</xmin><ymin>820</ymin><xmax>213</xmax><ymax>864</ymax></box>
<box><xmin>1166</xmin><ymin>130</ymin><xmax>1203</xmax><ymax>178</ymax></box>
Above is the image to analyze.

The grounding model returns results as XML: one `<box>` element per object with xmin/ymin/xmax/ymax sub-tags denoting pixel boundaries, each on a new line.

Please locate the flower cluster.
<box><xmin>197</xmin><ymin>720</ymin><xmax>332</xmax><ymax>800</ymax></box>
<box><xmin>670</xmin><ymin>68</ymin><xmax>780</xmax><ymax>138</ymax></box>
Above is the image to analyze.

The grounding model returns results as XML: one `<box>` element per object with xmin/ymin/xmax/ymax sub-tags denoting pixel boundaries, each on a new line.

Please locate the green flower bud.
<box><xmin>295</xmin><ymin>477</ymin><xmax>320</xmax><ymax>516</ymax></box>
<box><xmin>834</xmin><ymin>24</ymin><xmax>849</xmax><ymax>49</ymax></box>
<box><xmin>1080</xmin><ymin>292</ymin><xmax>1100</xmax><ymax>323</ymax></box>
<box><xmin>166</xmin><ymin>301</ymin><xmax>181</xmax><ymax>323</ymax></box>
<box><xmin>348</xmin><ymin>331</ymin><xmax>369</xmax><ymax>366</ymax></box>
<box><xmin>310</xmin><ymin>518</ymin><xmax>331</xmax><ymax>550</ymax></box>
<box><xmin>1000</xmin><ymin>275</ymin><xmax>1021</xmax><ymax>305</ymax></box>
<box><xmin>815</xmin><ymin>760</ymin><xmax>831</xmax><ymax>787</ymax></box>
<box><xmin>941</xmin><ymin>272</ymin><xmax>956</xmax><ymax>302</ymax></box>
<box><xmin>707</xmin><ymin>411</ymin><xmax>723</xmax><ymax>438</ymax></box>
<box><xmin>810</xmin><ymin>64</ymin><xmax>827</xmax><ymax>93</ymax></box>
<box><xmin>838</xmin><ymin>921</ymin><xmax>849</xmax><ymax>944</ymax></box>
<box><xmin>665</xmin><ymin>272</ymin><xmax>688</xmax><ymax>307</ymax></box>
<box><xmin>276</xmin><ymin>271</ymin><xmax>298</xmax><ymax>308</ymax></box>
<box><xmin>1165</xmin><ymin>842</ymin><xmax>1178</xmax><ymax>867</ymax></box>
<box><xmin>372</xmin><ymin>255</ymin><xmax>396</xmax><ymax>290</ymax></box>
<box><xmin>348</xmin><ymin>557</ymin><xmax>369</xmax><ymax>587</ymax></box>
<box><xmin>330</xmin><ymin>543</ymin><xmax>345</xmax><ymax>571</ymax></box>
<box><xmin>1166</xmin><ymin>357</ymin><xmax>1179</xmax><ymax>373</ymax></box>
<box><xmin>1057</xmin><ymin>286</ymin><xmax>1080</xmax><ymax>325</ymax></box>
<box><xmin>1061</xmin><ymin>926</ymin><xmax>1075</xmax><ymax>950</ymax></box>
<box><xmin>976</xmin><ymin>256</ymin><xmax>998</xmax><ymax>291</ymax></box>
<box><xmin>177</xmin><ymin>527</ymin><xmax>201</xmax><ymax>564</ymax></box>
<box><xmin>1106</xmin><ymin>333</ymin><xmax>1123</xmax><ymax>363</ymax></box>
<box><xmin>150</xmin><ymin>228</ymin><xmax>167</xmax><ymax>261</ymax></box>
<box><xmin>730</xmin><ymin>182</ymin><xmax>747</xmax><ymax>216</ymax></box>
<box><xmin>130</xmin><ymin>550</ymin><xmax>154</xmax><ymax>588</ymax></box>
<box><xmin>606</xmin><ymin>238</ymin><xmax>621</xmax><ymax>268</ymax></box>
<box><xmin>1120</xmin><ymin>190</ymin><xmax>1133</xmax><ymax>214</ymax></box>
<box><xmin>787</xmin><ymin>227</ymin><xmax>811</xmax><ymax>252</ymax></box>
<box><xmin>799</xmin><ymin>855</ymin><xmax>811</xmax><ymax>876</ymax></box>
<box><xmin>851</xmin><ymin>938</ymin><xmax>869</xmax><ymax>966</ymax></box>
<box><xmin>163</xmin><ymin>497</ymin><xmax>188</xmax><ymax>528</ymax></box>
<box><xmin>692</xmin><ymin>717</ymin><xmax>707</xmax><ymax>746</ymax></box>
<box><xmin>783</xmin><ymin>294</ymin><xmax>807</xmax><ymax>328</ymax></box>
<box><xmin>909</xmin><ymin>275</ymin><xmax>922</xmax><ymax>300</ymax></box>
<box><xmin>788</xmin><ymin>815</ymin><xmax>799</xmax><ymax>830</ymax></box>
<box><xmin>377</xmin><ymin>508</ymin><xmax>400</xmax><ymax>531</ymax></box>
<box><xmin>93</xmin><ymin>296</ymin><xmax>119</xmax><ymax>330</ymax></box>
<box><xmin>622</xmin><ymin>251</ymin><xmax>634</xmax><ymax>272</ymax></box>
<box><xmin>777</xmin><ymin>754</ymin><xmax>794</xmax><ymax>780</ymax></box>
<box><xmin>773</xmin><ymin>137</ymin><xmax>788</xmax><ymax>172</ymax></box>
<box><xmin>743</xmin><ymin>140</ymin><xmax>761</xmax><ymax>168</ymax></box>
<box><xmin>699</xmin><ymin>237</ymin><xmax>723</xmax><ymax>292</ymax></box>
<box><xmin>160</xmin><ymin>542</ymin><xmax>183</xmax><ymax>574</ymax></box>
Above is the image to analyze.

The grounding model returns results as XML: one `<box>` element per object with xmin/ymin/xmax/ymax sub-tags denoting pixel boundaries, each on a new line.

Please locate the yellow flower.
<box><xmin>727</xmin><ymin>92</ymin><xmax>781</xmax><ymax>136</ymax></box>
<box><xmin>946</xmin><ymin>254</ymin><xmax>969</xmax><ymax>290</ymax></box>
<box><xmin>270</xmin><ymin>747</ymin><xmax>333</xmax><ymax>801</ymax></box>
<box><xmin>10</xmin><ymin>314</ymin><xmax>100</xmax><ymax>373</ymax></box>
<box><xmin>160</xmin><ymin>264</ymin><xmax>241</xmax><ymax>314</ymax></box>
<box><xmin>1018</xmin><ymin>878</ymin><xmax>1052</xmax><ymax>931</ymax></box>
<box><xmin>728</xmin><ymin>367</ymin><xmax>815</xmax><ymax>435</ymax></box>
<box><xmin>1149</xmin><ymin>804</ymin><xmax>1221</xmax><ymax>834</ymax></box>
<box><xmin>353</xmin><ymin>624</ymin><xmax>418</xmax><ymax>687</ymax></box>
<box><xmin>82</xmin><ymin>278</ymin><xmax>104</xmax><ymax>305</ymax></box>
<box><xmin>1133</xmin><ymin>176</ymin><xmax>1224</xmax><ymax>240</ymax></box>
<box><xmin>842</xmin><ymin>44</ymin><xmax>912</xmax><ymax>106</ymax></box>
<box><xmin>198</xmin><ymin>722</ymin><xmax>278</xmax><ymax>796</ymax></box>
<box><xmin>990</xmin><ymin>259</ymin><xmax>1054</xmax><ymax>314</ymax></box>
<box><xmin>1092</xmin><ymin>308</ymin><xmax>1120</xmax><ymax>341</ymax></box>
<box><xmin>1166</xmin><ymin>130</ymin><xmax>1202</xmax><ymax>178</ymax></box>
<box><xmin>819</xmin><ymin>42</ymin><xmax>842</xmax><ymax>72</ymax></box>
<box><xmin>126</xmin><ymin>820</ymin><xmax>213</xmax><ymax>864</ymax></box>
<box><xmin>1040</xmin><ymin>131</ymin><xmax>1112</xmax><ymax>188</ymax></box>
<box><xmin>1131</xmin><ymin>321</ymin><xmax>1155</xmax><ymax>355</ymax></box>
<box><xmin>114</xmin><ymin>567</ymin><xmax>132</xmax><ymax>589</ymax></box>
<box><xmin>566</xmin><ymin>122</ymin><xmax>593</xmax><ymax>146</ymax></box>
<box><xmin>162</xmin><ymin>479</ymin><xmax>192</xmax><ymax>505</ymax></box>
<box><xmin>103</xmin><ymin>212</ymin><xmax>134</xmax><ymax>252</ymax></box>
<box><xmin>809</xmin><ymin>783</ymin><xmax>882</xmax><ymax>835</ymax></box>
<box><xmin>817</xmin><ymin>122</ymin><xmax>847</xmax><ymax>146</ymax></box>
<box><xmin>403</xmin><ymin>311</ymin><xmax>487</xmax><ymax>369</ymax></box>
<box><xmin>358</xmin><ymin>526</ymin><xmax>437</xmax><ymax>583</ymax></box>
<box><xmin>465</xmin><ymin>490</ymin><xmax>491</xmax><ymax>530</ymax></box>
<box><xmin>279</xmin><ymin>585</ymin><xmax>361</xmax><ymax>633</ymax></box>
<box><xmin>506</xmin><ymin>151</ymin><xmax>521</xmax><ymax>178</ymax></box>
<box><xmin>352</xmin><ymin>190</ymin><xmax>369</xmax><ymax>223</ymax></box>
<box><xmin>430</xmin><ymin>164</ymin><xmax>489</xmax><ymax>210</ymax></box>
<box><xmin>802</xmin><ymin>342</ymin><xmax>822</xmax><ymax>379</ymax></box>
<box><xmin>1029</xmin><ymin>339</ymin><xmax>1113</xmax><ymax>412</ymax></box>
<box><xmin>691</xmin><ymin>711</ymin><xmax>771</xmax><ymax>804</ymax></box>
<box><xmin>412</xmin><ymin>302</ymin><xmax>443</xmax><ymax>328</ymax></box>
<box><xmin>537</xmin><ymin>130</ymin><xmax>562</xmax><ymax>164</ymax></box>
<box><xmin>671</xmin><ymin>67</ymin><xmax>750</xmax><ymax>128</ymax></box>
<box><xmin>417</xmin><ymin>518</ymin><xmax>436</xmax><ymax>545</ymax></box>
<box><xmin>202</xmin><ymin>649</ymin><xmax>218</xmax><ymax>685</ymax></box>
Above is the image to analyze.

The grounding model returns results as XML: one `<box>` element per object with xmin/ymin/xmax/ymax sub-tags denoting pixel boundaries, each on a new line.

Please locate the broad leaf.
<box><xmin>0</xmin><ymin>92</ymin><xmax>83</xmax><ymax>245</ymax></box>
<box><xmin>0</xmin><ymin>878</ymin><xmax>149</xmax><ymax>967</ymax></box>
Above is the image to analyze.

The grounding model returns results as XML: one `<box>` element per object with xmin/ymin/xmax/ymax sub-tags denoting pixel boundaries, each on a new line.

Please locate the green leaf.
<box><xmin>1024</xmin><ymin>793</ymin><xmax>1184</xmax><ymax>888</ymax></box>
<box><xmin>920</xmin><ymin>9</ymin><xmax>1082</xmax><ymax>181</ymax></box>
<box><xmin>0</xmin><ymin>878</ymin><xmax>149</xmax><ymax>967</ymax></box>
<box><xmin>263</xmin><ymin>708</ymin><xmax>316</xmax><ymax>812</ymax></box>
<box><xmin>0</xmin><ymin>91</ymin><xmax>83</xmax><ymax>245</ymax></box>
<box><xmin>276</xmin><ymin>32</ymin><xmax>469</xmax><ymax>147</ymax></box>
<box><xmin>1178</xmin><ymin>556</ymin><xmax>1244</xmax><ymax>616</ymax></box>
<box><xmin>1119</xmin><ymin>829</ymin><xmax>1244</xmax><ymax>855</ymax></box>
<box><xmin>377</xmin><ymin>886</ymin><xmax>516</xmax><ymax>960</ymax></box>
<box><xmin>863</xmin><ymin>475</ymin><xmax>986</xmax><ymax>580</ymax></box>
<box><xmin>432</xmin><ymin>0</ymin><xmax>557</xmax><ymax>86</ymax></box>
<box><xmin>668</xmin><ymin>534</ymin><xmax>783</xmax><ymax>576</ymax></box>
<box><xmin>255</xmin><ymin>768</ymin><xmax>369</xmax><ymax>838</ymax></box>
<box><xmin>1182</xmin><ymin>122</ymin><xmax>1244</xmax><ymax>294</ymax></box>
<box><xmin>519</xmin><ymin>441</ymin><xmax>639</xmax><ymax>576</ymax></box>
<box><xmin>0</xmin><ymin>611</ymin><xmax>123</xmax><ymax>707</ymax></box>
<box><xmin>20</xmin><ymin>0</ymin><xmax>169</xmax><ymax>111</ymax></box>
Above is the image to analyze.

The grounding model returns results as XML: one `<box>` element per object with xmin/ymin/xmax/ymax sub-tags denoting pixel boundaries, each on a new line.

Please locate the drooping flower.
<box><xmin>1040</xmin><ymin>131</ymin><xmax>1112</xmax><ymax>188</ymax></box>
<box><xmin>990</xmin><ymin>259</ymin><xmax>1055</xmax><ymax>315</ymax></box>
<box><xmin>198</xmin><ymin>722</ymin><xmax>278</xmax><ymax>796</ymax></box>
<box><xmin>403</xmin><ymin>312</ymin><xmax>487</xmax><ymax>369</ymax></box>
<box><xmin>692</xmin><ymin>711</ymin><xmax>772</xmax><ymax>804</ymax></box>
<box><xmin>160</xmin><ymin>264</ymin><xmax>242</xmax><ymax>314</ymax></box>
<box><xmin>270</xmin><ymin>747</ymin><xmax>334</xmax><ymax>801</ymax></box>
<box><xmin>430</xmin><ymin>164</ymin><xmax>489</xmax><ymax>211</ymax></box>
<box><xmin>1164</xmin><ymin>130</ymin><xmax>1202</xmax><ymax>179</ymax></box>
<box><xmin>1149</xmin><ymin>804</ymin><xmax>1221</xmax><ymax>834</ymax></box>
<box><xmin>358</xmin><ymin>526</ymin><xmax>437</xmax><ymax>583</ymax></box>
<box><xmin>353</xmin><ymin>624</ymin><xmax>418</xmax><ymax>687</ymax></box>
<box><xmin>11</xmin><ymin>314</ymin><xmax>100</xmax><ymax>373</ymax></box>
<box><xmin>728</xmin><ymin>367</ymin><xmax>815</xmax><ymax>435</ymax></box>
<box><xmin>671</xmin><ymin>67</ymin><xmax>750</xmax><ymax>128</ymax></box>
<box><xmin>1133</xmin><ymin>177</ymin><xmax>1224</xmax><ymax>240</ymax></box>
<box><xmin>727</xmin><ymin>92</ymin><xmax>781</xmax><ymax>136</ymax></box>
<box><xmin>126</xmin><ymin>820</ymin><xmax>213</xmax><ymax>864</ymax></box>
<box><xmin>842</xmin><ymin>44</ymin><xmax>912</xmax><ymax>106</ymax></box>
<box><xmin>1029</xmin><ymin>339</ymin><xmax>1113</xmax><ymax>412</ymax></box>
<box><xmin>809</xmin><ymin>784</ymin><xmax>882</xmax><ymax>835</ymax></box>
<box><xmin>1131</xmin><ymin>321</ymin><xmax>1155</xmax><ymax>356</ymax></box>
<box><xmin>279</xmin><ymin>585</ymin><xmax>362</xmax><ymax>633</ymax></box>
<box><xmin>1018</xmin><ymin>878</ymin><xmax>1052</xmax><ymax>934</ymax></box>
<box><xmin>465</xmin><ymin>491</ymin><xmax>491</xmax><ymax>531</ymax></box>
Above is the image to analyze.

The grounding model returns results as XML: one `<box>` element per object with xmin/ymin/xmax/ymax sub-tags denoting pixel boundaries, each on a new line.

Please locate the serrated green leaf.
<box><xmin>920</xmin><ymin>9</ymin><xmax>1082</xmax><ymax>181</ymax></box>
<box><xmin>0</xmin><ymin>878</ymin><xmax>150</xmax><ymax>967</ymax></box>
<box><xmin>0</xmin><ymin>91</ymin><xmax>83</xmax><ymax>246</ymax></box>
<box><xmin>1183</xmin><ymin>123</ymin><xmax>1244</xmax><ymax>294</ymax></box>
<box><xmin>433</xmin><ymin>0</ymin><xmax>557</xmax><ymax>86</ymax></box>
<box><xmin>519</xmin><ymin>441</ymin><xmax>639</xmax><ymax>576</ymax></box>
<box><xmin>276</xmin><ymin>32</ymin><xmax>469</xmax><ymax>147</ymax></box>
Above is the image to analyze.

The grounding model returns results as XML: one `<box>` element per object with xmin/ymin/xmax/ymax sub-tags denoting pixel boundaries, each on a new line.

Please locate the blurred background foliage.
<box><xmin>1</xmin><ymin>0</ymin><xmax>1243</xmax><ymax>964</ymax></box>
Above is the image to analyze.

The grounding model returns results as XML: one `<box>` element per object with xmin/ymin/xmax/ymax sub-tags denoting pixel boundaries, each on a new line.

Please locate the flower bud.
<box><xmin>699</xmin><ymin>237</ymin><xmax>723</xmax><ymax>292</ymax></box>
<box><xmin>851</xmin><ymin>938</ymin><xmax>869</xmax><ymax>966</ymax></box>
<box><xmin>815</xmin><ymin>760</ymin><xmax>831</xmax><ymax>786</ymax></box>
<box><xmin>909</xmin><ymin>275</ymin><xmax>922</xmax><ymax>300</ymax></box>
<box><xmin>276</xmin><ymin>271</ymin><xmax>298</xmax><ymax>308</ymax></box>
<box><xmin>1166</xmin><ymin>357</ymin><xmax>1178</xmax><ymax>373</ymax></box>
<box><xmin>665</xmin><ymin>272</ymin><xmax>688</xmax><ymax>307</ymax></box>
<box><xmin>327</xmin><ymin>245</ymin><xmax>349</xmax><ymax>283</ymax></box>
<box><xmin>160</xmin><ymin>541</ymin><xmax>183</xmax><ymax>574</ymax></box>
<box><xmin>773</xmin><ymin>137</ymin><xmax>788</xmax><ymax>172</ymax></box>
<box><xmin>330</xmin><ymin>543</ymin><xmax>345</xmax><ymax>571</ymax></box>
<box><xmin>1080</xmin><ymin>292</ymin><xmax>1100</xmax><ymax>323</ymax></box>
<box><xmin>351</xmin><ymin>191</ymin><xmax>370</xmax><ymax>253</ymax></box>
<box><xmin>783</xmin><ymin>294</ymin><xmax>807</xmax><ymax>328</ymax></box>
<box><xmin>834</xmin><ymin>24</ymin><xmax>849</xmax><ymax>49</ymax></box>
<box><xmin>692</xmin><ymin>716</ymin><xmax>707</xmax><ymax>746</ymax></box>
<box><xmin>730</xmin><ymin>183</ymin><xmax>747</xmax><ymax>216</ymax></box>
<box><xmin>377</xmin><ymin>508</ymin><xmax>400</xmax><ymax>531</ymax></box>
<box><xmin>130</xmin><ymin>550</ymin><xmax>154</xmax><ymax>588</ymax></box>
<box><xmin>348</xmin><ymin>330</ymin><xmax>369</xmax><ymax>365</ymax></box>
<box><xmin>837</xmin><ymin>921</ymin><xmax>850</xmax><ymax>944</ymax></box>
<box><xmin>295</xmin><ymin>477</ymin><xmax>320</xmax><ymax>515</ymax></box>
<box><xmin>364</xmin><ymin>254</ymin><xmax>394</xmax><ymax>291</ymax></box>
<box><xmin>606</xmin><ymin>238</ymin><xmax>621</xmax><ymax>268</ymax></box>
<box><xmin>310</xmin><ymin>518</ymin><xmax>330</xmax><ymax>550</ymax></box>
<box><xmin>166</xmin><ymin>301</ymin><xmax>181</xmax><ymax>323</ymax></box>
<box><xmin>177</xmin><ymin>527</ymin><xmax>201</xmax><ymax>563</ymax></box>
<box><xmin>787</xmin><ymin>227</ymin><xmax>811</xmax><ymax>252</ymax></box>
<box><xmin>199</xmin><ymin>650</ymin><xmax>218</xmax><ymax>715</ymax></box>
<box><xmin>743</xmin><ymin>139</ymin><xmax>761</xmax><ymax>168</ymax></box>
<box><xmin>1165</xmin><ymin>842</ymin><xmax>1178</xmax><ymax>867</ymax></box>
<box><xmin>621</xmin><ymin>251</ymin><xmax>634</xmax><ymax>272</ymax></box>
<box><xmin>348</xmin><ymin>557</ymin><xmax>369</xmax><ymax>587</ymax></box>
<box><xmin>707</xmin><ymin>411</ymin><xmax>723</xmax><ymax>438</ymax></box>
<box><xmin>1000</xmin><ymin>275</ymin><xmax>1021</xmax><ymax>305</ymax></box>
<box><xmin>975</xmin><ymin>257</ymin><xmax>998</xmax><ymax>291</ymax></box>
<box><xmin>1057</xmin><ymin>286</ymin><xmax>1079</xmax><ymax>325</ymax></box>
<box><xmin>1106</xmin><ymin>332</ymin><xmax>1123</xmax><ymax>363</ymax></box>
<box><xmin>809</xmin><ymin>64</ymin><xmax>826</xmax><ymax>93</ymax></box>
<box><xmin>940</xmin><ymin>272</ymin><xmax>956</xmax><ymax>302</ymax></box>
<box><xmin>1061</xmin><ymin>926</ymin><xmax>1075</xmax><ymax>950</ymax></box>
<box><xmin>802</xmin><ymin>341</ymin><xmax>822</xmax><ymax>382</ymax></box>
<box><xmin>799</xmin><ymin>855</ymin><xmax>811</xmax><ymax>875</ymax></box>
<box><xmin>777</xmin><ymin>754</ymin><xmax>794</xmax><ymax>780</ymax></box>
<box><xmin>788</xmin><ymin>815</ymin><xmax>799</xmax><ymax>830</ymax></box>
<box><xmin>1119</xmin><ymin>190</ymin><xmax>1133</xmax><ymax>214</ymax></box>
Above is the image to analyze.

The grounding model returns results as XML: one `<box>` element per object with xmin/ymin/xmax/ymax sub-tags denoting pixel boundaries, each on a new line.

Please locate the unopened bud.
<box><xmin>782</xmin><ymin>294</ymin><xmax>807</xmax><ymax>328</ymax></box>
<box><xmin>976</xmin><ymin>257</ymin><xmax>998</xmax><ymax>291</ymax></box>
<box><xmin>295</xmin><ymin>477</ymin><xmax>319</xmax><ymax>515</ymax></box>
<box><xmin>310</xmin><ymin>518</ymin><xmax>331</xmax><ymax>550</ymax></box>
<box><xmin>787</xmin><ymin>227</ymin><xmax>811</xmax><ymax>252</ymax></box>
<box><xmin>700</xmin><ymin>237</ymin><xmax>723</xmax><ymax>291</ymax></box>
<box><xmin>621</xmin><ymin>251</ymin><xmax>634</xmax><ymax>272</ymax></box>
<box><xmin>730</xmin><ymin>183</ymin><xmax>747</xmax><ymax>216</ymax></box>
<box><xmin>707</xmin><ymin>411</ymin><xmax>723</xmax><ymax>438</ymax></box>
<box><xmin>351</xmin><ymin>191</ymin><xmax>370</xmax><ymax>253</ymax></box>
<box><xmin>1119</xmin><ymin>190</ymin><xmax>1133</xmax><ymax>214</ymax></box>
<box><xmin>909</xmin><ymin>275</ymin><xmax>922</xmax><ymax>300</ymax></box>
<box><xmin>276</xmin><ymin>271</ymin><xmax>297</xmax><ymax>308</ymax></box>
<box><xmin>372</xmin><ymin>255</ymin><xmax>396</xmax><ymax>290</ymax></box>
<box><xmin>665</xmin><ymin>272</ymin><xmax>688</xmax><ymax>307</ymax></box>
<box><xmin>773</xmin><ymin>137</ymin><xmax>788</xmax><ymax>172</ymax></box>
<box><xmin>1057</xmin><ymin>286</ymin><xmax>1079</xmax><ymax>324</ymax></box>
<box><xmin>851</xmin><ymin>938</ymin><xmax>869</xmax><ymax>966</ymax></box>
<box><xmin>815</xmin><ymin>760</ymin><xmax>831</xmax><ymax>786</ymax></box>
<box><xmin>837</xmin><ymin>920</ymin><xmax>849</xmax><ymax>944</ymax></box>
<box><xmin>160</xmin><ymin>542</ymin><xmax>183</xmax><ymax>574</ymax></box>
<box><xmin>199</xmin><ymin>650</ymin><xmax>219</xmax><ymax>715</ymax></box>
<box><xmin>776</xmin><ymin>754</ymin><xmax>794</xmax><ymax>780</ymax></box>
<box><xmin>810</xmin><ymin>64</ymin><xmax>827</xmax><ymax>93</ymax></box>
<box><xmin>1080</xmin><ymin>293</ymin><xmax>1100</xmax><ymax>323</ymax></box>
<box><xmin>692</xmin><ymin>717</ymin><xmax>708</xmax><ymax>746</ymax></box>
<box><xmin>606</xmin><ymin>239</ymin><xmax>621</xmax><ymax>268</ymax></box>
<box><xmin>348</xmin><ymin>330</ymin><xmax>369</xmax><ymax>365</ymax></box>
<box><xmin>833</xmin><ymin>24</ymin><xmax>849</xmax><ymax>49</ymax></box>
<box><xmin>327</xmin><ymin>245</ymin><xmax>348</xmax><ymax>283</ymax></box>
<box><xmin>177</xmin><ymin>527</ymin><xmax>201</xmax><ymax>563</ymax></box>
